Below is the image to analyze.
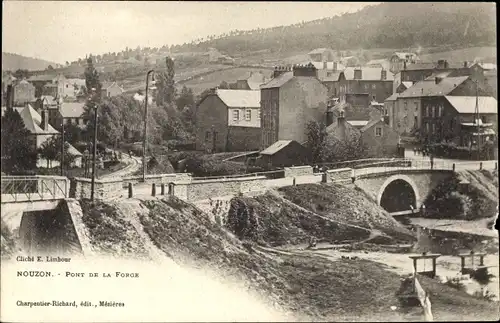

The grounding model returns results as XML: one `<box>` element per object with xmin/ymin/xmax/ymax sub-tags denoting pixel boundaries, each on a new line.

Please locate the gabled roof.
<box><xmin>385</xmin><ymin>93</ymin><xmax>400</xmax><ymax>101</ymax></box>
<box><xmin>60</xmin><ymin>102</ymin><xmax>86</xmax><ymax>118</ymax></box>
<box><xmin>102</xmin><ymin>81</ymin><xmax>123</xmax><ymax>90</ymax></box>
<box><xmin>19</xmin><ymin>104</ymin><xmax>59</xmax><ymax>135</ymax></box>
<box><xmin>325</xmin><ymin>118</ymin><xmax>361</xmax><ymax>139</ymax></box>
<box><xmin>360</xmin><ymin>118</ymin><xmax>385</xmax><ymax>132</ymax></box>
<box><xmin>341</xmin><ymin>67</ymin><xmax>394</xmax><ymax>81</ymax></box>
<box><xmin>216</xmin><ymin>89</ymin><xmax>260</xmax><ymax>108</ymax></box>
<box><xmin>404</xmin><ymin>62</ymin><xmax>436</xmax><ymax>71</ymax></box>
<box><xmin>398</xmin><ymin>76</ymin><xmax>469</xmax><ymax>98</ymax></box>
<box><xmin>402</xmin><ymin>82</ymin><xmax>413</xmax><ymax>89</ymax></box>
<box><xmin>66</xmin><ymin>143</ymin><xmax>83</xmax><ymax>156</ymax></box>
<box><xmin>260</xmin><ymin>72</ymin><xmax>294</xmax><ymax>89</ymax></box>
<box><xmin>347</xmin><ymin>120</ymin><xmax>369</xmax><ymax>127</ymax></box>
<box><xmin>472</xmin><ymin>62</ymin><xmax>497</xmax><ymax>70</ymax></box>
<box><xmin>260</xmin><ymin>140</ymin><xmax>294</xmax><ymax>155</ymax></box>
<box><xmin>321</xmin><ymin>71</ymin><xmax>342</xmax><ymax>82</ymax></box>
<box><xmin>444</xmin><ymin>96</ymin><xmax>498</xmax><ymax>114</ymax></box>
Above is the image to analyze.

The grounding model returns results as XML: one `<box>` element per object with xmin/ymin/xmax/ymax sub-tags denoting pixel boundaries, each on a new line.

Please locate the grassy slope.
<box><xmin>74</xmin><ymin>196</ymin><xmax>499</xmax><ymax>321</ymax></box>
<box><xmin>278</xmin><ymin>184</ymin><xmax>416</xmax><ymax>243</ymax></box>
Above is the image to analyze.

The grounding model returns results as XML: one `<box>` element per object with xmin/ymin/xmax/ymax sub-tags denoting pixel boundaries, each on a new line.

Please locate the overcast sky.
<box><xmin>2</xmin><ymin>1</ymin><xmax>377</xmax><ymax>64</ymax></box>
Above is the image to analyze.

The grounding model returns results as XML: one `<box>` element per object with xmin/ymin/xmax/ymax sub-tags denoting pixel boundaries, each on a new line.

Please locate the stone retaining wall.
<box><xmin>73</xmin><ymin>177</ymin><xmax>123</xmax><ymax>200</ymax></box>
<box><xmin>175</xmin><ymin>176</ymin><xmax>268</xmax><ymax>201</ymax></box>
<box><xmin>326</xmin><ymin>168</ymin><xmax>353</xmax><ymax>182</ymax></box>
<box><xmin>284</xmin><ymin>166</ymin><xmax>313</xmax><ymax>177</ymax></box>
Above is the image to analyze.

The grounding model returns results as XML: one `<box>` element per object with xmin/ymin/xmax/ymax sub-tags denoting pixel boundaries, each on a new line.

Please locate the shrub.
<box><xmin>444</xmin><ymin>277</ymin><xmax>467</xmax><ymax>292</ymax></box>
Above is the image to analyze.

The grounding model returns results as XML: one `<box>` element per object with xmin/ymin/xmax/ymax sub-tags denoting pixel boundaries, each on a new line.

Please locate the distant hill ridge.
<box><xmin>2</xmin><ymin>52</ymin><xmax>58</xmax><ymax>72</ymax></box>
<box><xmin>172</xmin><ymin>2</ymin><xmax>496</xmax><ymax>56</ymax></box>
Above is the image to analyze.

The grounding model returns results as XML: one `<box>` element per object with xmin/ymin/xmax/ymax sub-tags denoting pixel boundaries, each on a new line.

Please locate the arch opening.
<box><xmin>19</xmin><ymin>209</ymin><xmax>81</xmax><ymax>255</ymax></box>
<box><xmin>379</xmin><ymin>179</ymin><xmax>417</xmax><ymax>213</ymax></box>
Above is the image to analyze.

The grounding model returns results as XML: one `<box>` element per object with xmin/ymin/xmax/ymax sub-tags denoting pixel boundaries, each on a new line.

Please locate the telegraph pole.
<box><xmin>60</xmin><ymin>122</ymin><xmax>65</xmax><ymax>176</ymax></box>
<box><xmin>475</xmin><ymin>80</ymin><xmax>480</xmax><ymax>160</ymax></box>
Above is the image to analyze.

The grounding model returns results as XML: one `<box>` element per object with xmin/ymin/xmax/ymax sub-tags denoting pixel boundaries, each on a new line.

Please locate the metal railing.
<box><xmin>0</xmin><ymin>176</ymin><xmax>69</xmax><ymax>203</ymax></box>
<box><xmin>192</xmin><ymin>169</ymin><xmax>285</xmax><ymax>181</ymax></box>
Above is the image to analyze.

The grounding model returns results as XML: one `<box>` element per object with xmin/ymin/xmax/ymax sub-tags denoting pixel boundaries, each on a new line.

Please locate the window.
<box><xmin>371</xmin><ymin>84</ymin><xmax>377</xmax><ymax>89</ymax></box>
<box><xmin>233</xmin><ymin>110</ymin><xmax>239</xmax><ymax>121</ymax></box>
<box><xmin>432</xmin><ymin>106</ymin><xmax>436</xmax><ymax>118</ymax></box>
<box><xmin>245</xmin><ymin>109</ymin><xmax>251</xmax><ymax>121</ymax></box>
<box><xmin>205</xmin><ymin>131</ymin><xmax>210</xmax><ymax>142</ymax></box>
<box><xmin>66</xmin><ymin>84</ymin><xmax>69</xmax><ymax>88</ymax></box>
<box><xmin>414</xmin><ymin>102</ymin><xmax>418</xmax><ymax>113</ymax></box>
<box><xmin>257</xmin><ymin>109</ymin><xmax>261</xmax><ymax>120</ymax></box>
<box><xmin>404</xmin><ymin>101</ymin><xmax>408</xmax><ymax>110</ymax></box>
<box><xmin>438</xmin><ymin>105</ymin><xmax>443</xmax><ymax>117</ymax></box>
<box><xmin>414</xmin><ymin>116</ymin><xmax>418</xmax><ymax>128</ymax></box>
<box><xmin>213</xmin><ymin>132</ymin><xmax>218</xmax><ymax>141</ymax></box>
<box><xmin>449</xmin><ymin>119</ymin><xmax>454</xmax><ymax>130</ymax></box>
<box><xmin>425</xmin><ymin>122</ymin><xmax>430</xmax><ymax>133</ymax></box>
<box><xmin>432</xmin><ymin>123</ymin><xmax>436</xmax><ymax>133</ymax></box>
<box><xmin>375</xmin><ymin>127</ymin><xmax>383</xmax><ymax>137</ymax></box>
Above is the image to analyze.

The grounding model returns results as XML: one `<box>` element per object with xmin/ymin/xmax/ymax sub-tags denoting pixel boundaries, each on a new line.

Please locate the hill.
<box><xmin>173</xmin><ymin>2</ymin><xmax>495</xmax><ymax>57</ymax></box>
<box><xmin>1</xmin><ymin>52</ymin><xmax>58</xmax><ymax>71</ymax></box>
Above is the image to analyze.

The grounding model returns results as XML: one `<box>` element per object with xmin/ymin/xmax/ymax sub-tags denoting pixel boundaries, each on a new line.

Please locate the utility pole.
<box><xmin>60</xmin><ymin>122</ymin><xmax>65</xmax><ymax>176</ymax></box>
<box><xmin>142</xmin><ymin>69</ymin><xmax>155</xmax><ymax>182</ymax></box>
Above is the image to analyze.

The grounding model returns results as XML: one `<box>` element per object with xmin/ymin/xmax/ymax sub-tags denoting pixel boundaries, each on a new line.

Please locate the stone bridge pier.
<box><xmin>354</xmin><ymin>170</ymin><xmax>454</xmax><ymax>213</ymax></box>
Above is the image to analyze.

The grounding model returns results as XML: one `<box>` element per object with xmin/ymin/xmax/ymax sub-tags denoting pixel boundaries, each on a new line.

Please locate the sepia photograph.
<box><xmin>1</xmin><ymin>1</ymin><xmax>498</xmax><ymax>322</ymax></box>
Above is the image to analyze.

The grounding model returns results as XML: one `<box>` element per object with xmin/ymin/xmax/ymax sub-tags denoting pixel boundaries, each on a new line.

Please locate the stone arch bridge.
<box><xmin>353</xmin><ymin>169</ymin><xmax>455</xmax><ymax>214</ymax></box>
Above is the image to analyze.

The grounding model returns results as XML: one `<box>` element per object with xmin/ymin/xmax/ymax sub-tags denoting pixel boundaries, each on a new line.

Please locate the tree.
<box><xmin>176</xmin><ymin>85</ymin><xmax>195</xmax><ymax>111</ymax></box>
<box><xmin>155</xmin><ymin>56</ymin><xmax>176</xmax><ymax>106</ymax></box>
<box><xmin>218</xmin><ymin>81</ymin><xmax>230</xmax><ymax>89</ymax></box>
<box><xmin>1</xmin><ymin>108</ymin><xmax>37</xmax><ymax>173</ymax></box>
<box><xmin>47</xmin><ymin>65</ymin><xmax>54</xmax><ymax>71</ymax></box>
<box><xmin>13</xmin><ymin>69</ymin><xmax>29</xmax><ymax>80</ymax></box>
<box><xmin>84</xmin><ymin>56</ymin><xmax>102</xmax><ymax>95</ymax></box>
<box><xmin>38</xmin><ymin>136</ymin><xmax>75</xmax><ymax>168</ymax></box>
<box><xmin>305</xmin><ymin>120</ymin><xmax>327</xmax><ymax>163</ymax></box>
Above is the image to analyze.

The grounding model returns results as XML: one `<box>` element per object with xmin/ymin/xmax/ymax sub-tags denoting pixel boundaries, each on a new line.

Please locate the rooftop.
<box><xmin>360</xmin><ymin>118</ymin><xmax>385</xmax><ymax>132</ymax></box>
<box><xmin>216</xmin><ymin>89</ymin><xmax>261</xmax><ymax>108</ymax></box>
<box><xmin>260</xmin><ymin>140</ymin><xmax>293</xmax><ymax>155</ymax></box>
<box><xmin>398</xmin><ymin>76</ymin><xmax>469</xmax><ymax>98</ymax></box>
<box><xmin>60</xmin><ymin>102</ymin><xmax>86</xmax><ymax>118</ymax></box>
<box><xmin>20</xmin><ymin>104</ymin><xmax>59</xmax><ymax>135</ymax></box>
<box><xmin>341</xmin><ymin>67</ymin><xmax>395</xmax><ymax>81</ymax></box>
<box><xmin>260</xmin><ymin>72</ymin><xmax>294</xmax><ymax>89</ymax></box>
<box><xmin>444</xmin><ymin>96</ymin><xmax>498</xmax><ymax>114</ymax></box>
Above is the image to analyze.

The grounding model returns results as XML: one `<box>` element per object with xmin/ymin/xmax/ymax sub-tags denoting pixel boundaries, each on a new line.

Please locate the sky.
<box><xmin>2</xmin><ymin>1</ymin><xmax>377</xmax><ymax>64</ymax></box>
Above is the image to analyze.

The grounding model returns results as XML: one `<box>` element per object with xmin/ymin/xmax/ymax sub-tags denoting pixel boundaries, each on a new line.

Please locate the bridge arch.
<box><xmin>377</xmin><ymin>174</ymin><xmax>421</xmax><ymax>212</ymax></box>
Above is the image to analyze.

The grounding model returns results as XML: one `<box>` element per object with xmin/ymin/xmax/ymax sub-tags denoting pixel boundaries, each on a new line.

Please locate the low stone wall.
<box><xmin>175</xmin><ymin>176</ymin><xmax>268</xmax><ymax>202</ymax></box>
<box><xmin>294</xmin><ymin>174</ymin><xmax>323</xmax><ymax>185</ymax></box>
<box><xmin>326</xmin><ymin>168</ymin><xmax>353</xmax><ymax>182</ymax></box>
<box><xmin>73</xmin><ymin>177</ymin><xmax>123</xmax><ymax>200</ymax></box>
<box><xmin>284</xmin><ymin>166</ymin><xmax>313</xmax><ymax>177</ymax></box>
<box><xmin>265</xmin><ymin>177</ymin><xmax>295</xmax><ymax>189</ymax></box>
<box><xmin>123</xmin><ymin>173</ymin><xmax>192</xmax><ymax>186</ymax></box>
<box><xmin>62</xmin><ymin>199</ymin><xmax>94</xmax><ymax>256</ymax></box>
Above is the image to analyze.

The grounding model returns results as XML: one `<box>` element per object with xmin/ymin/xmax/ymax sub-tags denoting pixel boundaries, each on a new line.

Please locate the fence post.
<box><xmin>479</xmin><ymin>162</ymin><xmax>483</xmax><ymax>170</ymax></box>
<box><xmin>452</xmin><ymin>163</ymin><xmax>455</xmax><ymax>172</ymax></box>
<box><xmin>151</xmin><ymin>183</ymin><xmax>156</xmax><ymax>196</ymax></box>
<box><xmin>161</xmin><ymin>183</ymin><xmax>166</xmax><ymax>195</ymax></box>
<box><xmin>351</xmin><ymin>176</ymin><xmax>356</xmax><ymax>184</ymax></box>
<box><xmin>293</xmin><ymin>177</ymin><xmax>296</xmax><ymax>186</ymax></box>
<box><xmin>495</xmin><ymin>162</ymin><xmax>498</xmax><ymax>170</ymax></box>
<box><xmin>128</xmin><ymin>182</ymin><xmax>133</xmax><ymax>198</ymax></box>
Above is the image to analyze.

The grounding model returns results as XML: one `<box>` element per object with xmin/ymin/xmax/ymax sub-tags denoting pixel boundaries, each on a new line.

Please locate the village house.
<box><xmin>313</xmin><ymin>61</ymin><xmax>345</xmax><ymax>96</ymax></box>
<box><xmin>195</xmin><ymin>89</ymin><xmax>261</xmax><ymax>152</ymax></box>
<box><xmin>308</xmin><ymin>48</ymin><xmax>335</xmax><ymax>62</ymax></box>
<box><xmin>337</xmin><ymin>67</ymin><xmax>394</xmax><ymax>103</ymax></box>
<box><xmin>28</xmin><ymin>73</ymin><xmax>72</xmax><ymax>99</ymax></box>
<box><xmin>389</xmin><ymin>75</ymin><xmax>495</xmax><ymax>136</ymax></box>
<box><xmin>11</xmin><ymin>80</ymin><xmax>36</xmax><ymax>106</ymax></box>
<box><xmin>393</xmin><ymin>60</ymin><xmax>483</xmax><ymax>93</ymax></box>
<box><xmin>1</xmin><ymin>104</ymin><xmax>83</xmax><ymax>168</ymax></box>
<box><xmin>326</xmin><ymin>94</ymin><xmax>383</xmax><ymax>130</ymax></box>
<box><xmin>257</xmin><ymin>140</ymin><xmax>310</xmax><ymax>168</ymax></box>
<box><xmin>366</xmin><ymin>59</ymin><xmax>391</xmax><ymax>70</ymax></box>
<box><xmin>34</xmin><ymin>95</ymin><xmax>63</xmax><ymax>127</ymax></box>
<box><xmin>420</xmin><ymin>95</ymin><xmax>498</xmax><ymax>148</ymax></box>
<box><xmin>260</xmin><ymin>63</ymin><xmax>329</xmax><ymax>148</ymax></box>
<box><xmin>57</xmin><ymin>102</ymin><xmax>87</xmax><ymax>128</ymax></box>
<box><xmin>229</xmin><ymin>71</ymin><xmax>270</xmax><ymax>90</ymax></box>
<box><xmin>101</xmin><ymin>82</ymin><xmax>124</xmax><ymax>98</ymax></box>
<box><xmin>389</xmin><ymin>52</ymin><xmax>419</xmax><ymax>74</ymax></box>
<box><xmin>359</xmin><ymin>118</ymin><xmax>401</xmax><ymax>158</ymax></box>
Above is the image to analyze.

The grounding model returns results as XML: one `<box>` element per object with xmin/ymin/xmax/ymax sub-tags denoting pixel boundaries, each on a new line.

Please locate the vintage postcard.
<box><xmin>1</xmin><ymin>1</ymin><xmax>498</xmax><ymax>322</ymax></box>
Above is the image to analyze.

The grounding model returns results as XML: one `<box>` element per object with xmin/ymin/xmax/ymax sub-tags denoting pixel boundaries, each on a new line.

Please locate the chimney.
<box><xmin>437</xmin><ymin>59</ymin><xmax>446</xmax><ymax>69</ymax></box>
<box><xmin>337</xmin><ymin>109</ymin><xmax>345</xmax><ymax>125</ymax></box>
<box><xmin>463</xmin><ymin>61</ymin><xmax>468</xmax><ymax>68</ymax></box>
<box><xmin>323</xmin><ymin>61</ymin><xmax>327</xmax><ymax>70</ymax></box>
<box><xmin>273</xmin><ymin>66</ymin><xmax>288</xmax><ymax>78</ymax></box>
<box><xmin>353</xmin><ymin>68</ymin><xmax>362</xmax><ymax>80</ymax></box>
<box><xmin>326</xmin><ymin>106</ymin><xmax>334</xmax><ymax>127</ymax></box>
<box><xmin>381</xmin><ymin>69</ymin><xmax>387</xmax><ymax>80</ymax></box>
<box><xmin>403</xmin><ymin>61</ymin><xmax>407</xmax><ymax>70</ymax></box>
<box><xmin>333</xmin><ymin>62</ymin><xmax>338</xmax><ymax>71</ymax></box>
<box><xmin>293</xmin><ymin>63</ymin><xmax>317</xmax><ymax>77</ymax></box>
<box><xmin>435</xmin><ymin>76</ymin><xmax>442</xmax><ymax>84</ymax></box>
<box><xmin>41</xmin><ymin>109</ymin><xmax>49</xmax><ymax>131</ymax></box>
